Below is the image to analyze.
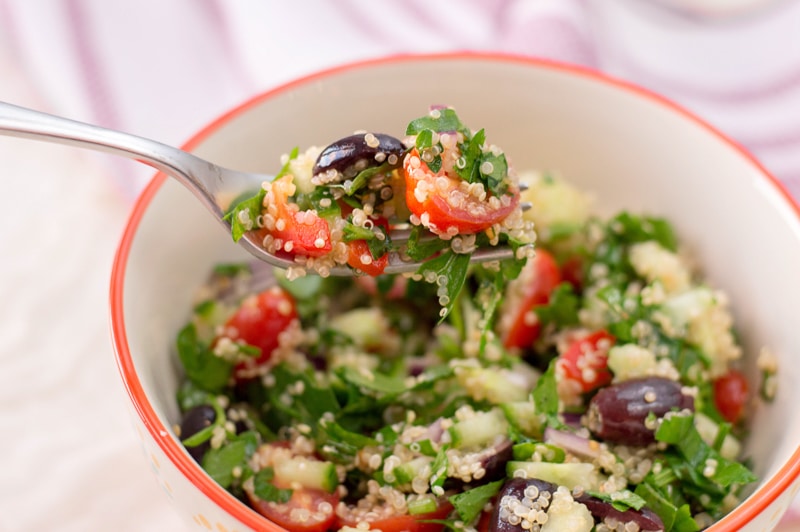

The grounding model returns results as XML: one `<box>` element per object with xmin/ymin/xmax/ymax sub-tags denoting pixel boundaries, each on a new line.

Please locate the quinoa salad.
<box><xmin>174</xmin><ymin>109</ymin><xmax>773</xmax><ymax>532</ymax></box>
<box><xmin>223</xmin><ymin>107</ymin><xmax>535</xmax><ymax>281</ymax></box>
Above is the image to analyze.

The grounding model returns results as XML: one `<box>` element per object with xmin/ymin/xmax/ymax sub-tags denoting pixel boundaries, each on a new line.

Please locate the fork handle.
<box><xmin>0</xmin><ymin>101</ymin><xmax>225</xmax><ymax>217</ymax></box>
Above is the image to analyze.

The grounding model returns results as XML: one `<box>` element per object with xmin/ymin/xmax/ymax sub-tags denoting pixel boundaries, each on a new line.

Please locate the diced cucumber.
<box><xmin>540</xmin><ymin>489</ymin><xmax>594</xmax><ymax>532</ymax></box>
<box><xmin>408</xmin><ymin>496</ymin><xmax>439</xmax><ymax>515</ymax></box>
<box><xmin>501</xmin><ymin>401</ymin><xmax>545</xmax><ymax>439</ymax></box>
<box><xmin>694</xmin><ymin>412</ymin><xmax>741</xmax><ymax>461</ymax></box>
<box><xmin>391</xmin><ymin>456</ymin><xmax>433</xmax><ymax>485</ymax></box>
<box><xmin>287</xmin><ymin>149</ymin><xmax>318</xmax><ymax>194</ymax></box>
<box><xmin>273</xmin><ymin>456</ymin><xmax>339</xmax><ymax>493</ymax></box>
<box><xmin>506</xmin><ymin>461</ymin><xmax>599</xmax><ymax>491</ymax></box>
<box><xmin>328</xmin><ymin>307</ymin><xmax>390</xmax><ymax>350</ymax></box>
<box><xmin>455</xmin><ymin>366</ymin><xmax>531</xmax><ymax>404</ymax></box>
<box><xmin>512</xmin><ymin>442</ymin><xmax>565</xmax><ymax>463</ymax></box>
<box><xmin>449</xmin><ymin>408</ymin><xmax>509</xmax><ymax>449</ymax></box>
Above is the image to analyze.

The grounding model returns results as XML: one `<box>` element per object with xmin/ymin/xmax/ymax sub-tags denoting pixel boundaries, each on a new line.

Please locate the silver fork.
<box><xmin>0</xmin><ymin>101</ymin><xmax>524</xmax><ymax>275</ymax></box>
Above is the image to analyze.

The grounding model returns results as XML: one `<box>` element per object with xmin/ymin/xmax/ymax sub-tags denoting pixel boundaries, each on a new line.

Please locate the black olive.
<box><xmin>586</xmin><ymin>377</ymin><xmax>694</xmax><ymax>446</ymax></box>
<box><xmin>312</xmin><ymin>133</ymin><xmax>406</xmax><ymax>182</ymax></box>
<box><xmin>488</xmin><ymin>478</ymin><xmax>558</xmax><ymax>532</ymax></box>
<box><xmin>574</xmin><ymin>493</ymin><xmax>665</xmax><ymax>531</ymax></box>
<box><xmin>443</xmin><ymin>440</ymin><xmax>513</xmax><ymax>491</ymax></box>
<box><xmin>180</xmin><ymin>404</ymin><xmax>216</xmax><ymax>462</ymax></box>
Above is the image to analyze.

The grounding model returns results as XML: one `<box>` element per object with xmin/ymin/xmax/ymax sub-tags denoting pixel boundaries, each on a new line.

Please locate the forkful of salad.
<box><xmin>0</xmin><ymin>102</ymin><xmax>534</xmax><ymax>278</ymax></box>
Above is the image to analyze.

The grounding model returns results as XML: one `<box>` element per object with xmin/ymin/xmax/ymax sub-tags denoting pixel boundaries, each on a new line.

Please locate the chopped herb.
<box><xmin>176</xmin><ymin>323</ymin><xmax>233</xmax><ymax>392</ymax></box>
<box><xmin>181</xmin><ymin>399</ymin><xmax>227</xmax><ymax>447</ymax></box>
<box><xmin>415</xmin><ymin>250</ymin><xmax>471</xmax><ymax>321</ymax></box>
<box><xmin>533</xmin><ymin>359</ymin><xmax>562</xmax><ymax>428</ymax></box>
<box><xmin>405</xmin><ymin>225</ymin><xmax>451</xmax><ymax>262</ymax></box>
<box><xmin>585</xmin><ymin>489</ymin><xmax>648</xmax><ymax>512</ymax></box>
<box><xmin>253</xmin><ymin>467</ymin><xmax>293</xmax><ymax>503</ymax></box>
<box><xmin>656</xmin><ymin>414</ymin><xmax>756</xmax><ymax>488</ymax></box>
<box><xmin>534</xmin><ymin>282</ymin><xmax>580</xmax><ymax>329</ymax></box>
<box><xmin>224</xmin><ymin>188</ymin><xmax>266</xmax><ymax>242</ymax></box>
<box><xmin>406</xmin><ymin>108</ymin><xmax>469</xmax><ymax>137</ymax></box>
<box><xmin>449</xmin><ymin>479</ymin><xmax>504</xmax><ymax>524</ymax></box>
<box><xmin>201</xmin><ymin>431</ymin><xmax>259</xmax><ymax>489</ymax></box>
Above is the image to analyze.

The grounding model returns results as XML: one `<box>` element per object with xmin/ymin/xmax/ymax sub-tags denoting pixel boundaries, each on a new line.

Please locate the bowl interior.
<box><xmin>116</xmin><ymin>55</ymin><xmax>800</xmax><ymax>530</ymax></box>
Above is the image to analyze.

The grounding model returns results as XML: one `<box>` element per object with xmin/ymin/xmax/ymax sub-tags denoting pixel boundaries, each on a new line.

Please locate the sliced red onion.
<box><xmin>425</xmin><ymin>418</ymin><xmax>445</xmax><ymax>443</ymax></box>
<box><xmin>544</xmin><ymin>427</ymin><xmax>602</xmax><ymax>460</ymax></box>
<box><xmin>575</xmin><ymin>494</ymin><xmax>665</xmax><ymax>531</ymax></box>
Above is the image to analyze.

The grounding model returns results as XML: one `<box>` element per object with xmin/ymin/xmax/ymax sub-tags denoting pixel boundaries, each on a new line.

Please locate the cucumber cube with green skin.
<box><xmin>273</xmin><ymin>456</ymin><xmax>339</xmax><ymax>493</ymax></box>
<box><xmin>455</xmin><ymin>366</ymin><xmax>531</xmax><ymax>404</ymax></box>
<box><xmin>391</xmin><ymin>456</ymin><xmax>433</xmax><ymax>485</ymax></box>
<box><xmin>506</xmin><ymin>461</ymin><xmax>599</xmax><ymax>491</ymax></box>
<box><xmin>512</xmin><ymin>442</ymin><xmax>566</xmax><ymax>463</ymax></box>
<box><xmin>500</xmin><ymin>401</ymin><xmax>545</xmax><ymax>439</ymax></box>
<box><xmin>449</xmin><ymin>408</ymin><xmax>509</xmax><ymax>449</ymax></box>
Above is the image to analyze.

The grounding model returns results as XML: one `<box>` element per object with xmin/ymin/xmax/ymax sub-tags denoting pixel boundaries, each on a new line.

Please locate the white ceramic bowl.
<box><xmin>110</xmin><ymin>53</ymin><xmax>800</xmax><ymax>531</ymax></box>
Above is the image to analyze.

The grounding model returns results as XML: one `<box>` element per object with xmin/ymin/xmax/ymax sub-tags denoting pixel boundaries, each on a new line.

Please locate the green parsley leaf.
<box><xmin>346</xmin><ymin>162</ymin><xmax>395</xmax><ymax>196</ymax></box>
<box><xmin>176</xmin><ymin>323</ymin><xmax>233</xmax><ymax>392</ymax></box>
<box><xmin>449</xmin><ymin>479</ymin><xmax>504</xmax><ymax>524</ymax></box>
<box><xmin>223</xmin><ymin>189</ymin><xmax>266</xmax><ymax>242</ymax></box>
<box><xmin>586</xmin><ymin>490</ymin><xmax>648</xmax><ymax>513</ymax></box>
<box><xmin>656</xmin><ymin>413</ymin><xmax>757</xmax><ymax>488</ymax></box>
<box><xmin>406</xmin><ymin>108</ymin><xmax>470</xmax><ymax>137</ymax></box>
<box><xmin>405</xmin><ymin>226</ymin><xmax>451</xmax><ymax>262</ymax></box>
<box><xmin>336</xmin><ymin>366</ymin><xmax>408</xmax><ymax>395</ymax></box>
<box><xmin>415</xmin><ymin>250</ymin><xmax>471</xmax><ymax>321</ymax></box>
<box><xmin>317</xmin><ymin>419</ymin><xmax>379</xmax><ymax>463</ymax></box>
<box><xmin>253</xmin><ymin>467</ymin><xmax>293</xmax><ymax>503</ymax></box>
<box><xmin>533</xmin><ymin>359</ymin><xmax>561</xmax><ymax>427</ymax></box>
<box><xmin>482</xmin><ymin>154</ymin><xmax>509</xmax><ymax>196</ymax></box>
<box><xmin>611</xmin><ymin>212</ymin><xmax>678</xmax><ymax>252</ymax></box>
<box><xmin>534</xmin><ymin>282</ymin><xmax>580</xmax><ymax>330</ymax></box>
<box><xmin>635</xmin><ymin>480</ymin><xmax>699</xmax><ymax>532</ymax></box>
<box><xmin>429</xmin><ymin>446</ymin><xmax>449</xmax><ymax>493</ymax></box>
<box><xmin>201</xmin><ymin>431</ymin><xmax>259</xmax><ymax>489</ymax></box>
<box><xmin>455</xmin><ymin>128</ymin><xmax>485</xmax><ymax>184</ymax></box>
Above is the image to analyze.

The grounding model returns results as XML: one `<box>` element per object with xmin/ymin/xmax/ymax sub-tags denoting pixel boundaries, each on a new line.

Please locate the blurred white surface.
<box><xmin>1</xmin><ymin>1</ymin><xmax>799</xmax><ymax>530</ymax></box>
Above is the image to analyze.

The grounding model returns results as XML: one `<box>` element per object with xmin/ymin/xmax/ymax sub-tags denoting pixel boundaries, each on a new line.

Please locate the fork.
<box><xmin>0</xmin><ymin>101</ymin><xmax>524</xmax><ymax>275</ymax></box>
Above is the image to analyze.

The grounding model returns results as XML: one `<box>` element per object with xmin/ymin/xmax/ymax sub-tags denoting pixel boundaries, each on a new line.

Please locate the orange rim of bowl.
<box><xmin>110</xmin><ymin>52</ymin><xmax>800</xmax><ymax>531</ymax></box>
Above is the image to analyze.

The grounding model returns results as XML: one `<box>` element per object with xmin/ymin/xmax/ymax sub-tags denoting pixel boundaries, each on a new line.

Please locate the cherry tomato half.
<box><xmin>713</xmin><ymin>369</ymin><xmax>749</xmax><ymax>423</ymax></box>
<box><xmin>217</xmin><ymin>287</ymin><xmax>298</xmax><ymax>378</ymax></box>
<box><xmin>403</xmin><ymin>148</ymin><xmax>519</xmax><ymax>236</ymax></box>
<box><xmin>346</xmin><ymin>218</ymin><xmax>390</xmax><ymax>276</ymax></box>
<box><xmin>259</xmin><ymin>175</ymin><xmax>332</xmax><ymax>257</ymax></box>
<box><xmin>250</xmin><ymin>487</ymin><xmax>339</xmax><ymax>532</ymax></box>
<box><xmin>502</xmin><ymin>249</ymin><xmax>562</xmax><ymax>349</ymax></box>
<box><xmin>337</xmin><ymin>501</ymin><xmax>452</xmax><ymax>532</ymax></box>
<box><xmin>557</xmin><ymin>330</ymin><xmax>616</xmax><ymax>393</ymax></box>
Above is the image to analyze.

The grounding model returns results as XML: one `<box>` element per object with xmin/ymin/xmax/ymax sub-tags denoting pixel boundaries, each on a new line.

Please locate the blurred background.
<box><xmin>1</xmin><ymin>1</ymin><xmax>799</xmax><ymax>530</ymax></box>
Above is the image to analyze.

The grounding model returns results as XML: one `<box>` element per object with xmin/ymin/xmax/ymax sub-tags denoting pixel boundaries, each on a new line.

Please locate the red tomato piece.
<box><xmin>216</xmin><ymin>287</ymin><xmax>298</xmax><ymax>378</ymax></box>
<box><xmin>502</xmin><ymin>249</ymin><xmax>562</xmax><ymax>349</ymax></box>
<box><xmin>403</xmin><ymin>148</ymin><xmax>519</xmax><ymax>236</ymax></box>
<box><xmin>557</xmin><ymin>330</ymin><xmax>615</xmax><ymax>393</ymax></box>
<box><xmin>337</xmin><ymin>501</ymin><xmax>452</xmax><ymax>532</ymax></box>
<box><xmin>260</xmin><ymin>175</ymin><xmax>332</xmax><ymax>257</ymax></box>
<box><xmin>713</xmin><ymin>369</ymin><xmax>749</xmax><ymax>423</ymax></box>
<box><xmin>559</xmin><ymin>255</ymin><xmax>584</xmax><ymax>292</ymax></box>
<box><xmin>346</xmin><ymin>217</ymin><xmax>390</xmax><ymax>276</ymax></box>
<box><xmin>346</xmin><ymin>239</ymin><xmax>388</xmax><ymax>276</ymax></box>
<box><xmin>250</xmin><ymin>487</ymin><xmax>339</xmax><ymax>532</ymax></box>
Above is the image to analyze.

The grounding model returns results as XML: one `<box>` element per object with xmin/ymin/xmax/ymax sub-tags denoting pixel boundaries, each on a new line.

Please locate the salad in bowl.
<box><xmin>171</xmin><ymin>108</ymin><xmax>765</xmax><ymax>532</ymax></box>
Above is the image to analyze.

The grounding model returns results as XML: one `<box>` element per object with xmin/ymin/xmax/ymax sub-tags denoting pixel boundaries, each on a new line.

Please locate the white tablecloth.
<box><xmin>1</xmin><ymin>1</ymin><xmax>799</xmax><ymax>530</ymax></box>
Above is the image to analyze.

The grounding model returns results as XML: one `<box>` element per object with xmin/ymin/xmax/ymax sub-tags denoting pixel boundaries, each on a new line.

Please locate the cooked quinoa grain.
<box><xmin>177</xmin><ymin>121</ymin><xmax>762</xmax><ymax>531</ymax></box>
